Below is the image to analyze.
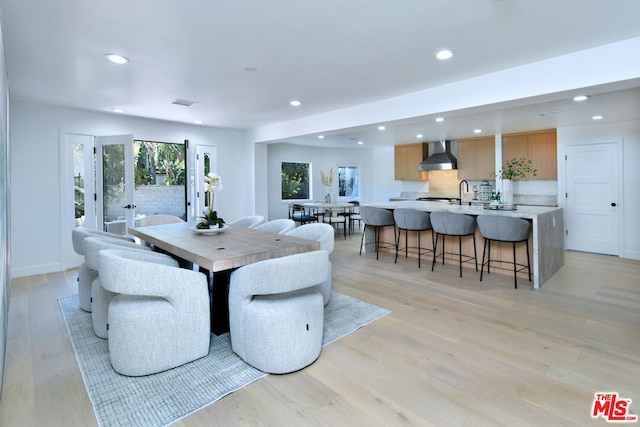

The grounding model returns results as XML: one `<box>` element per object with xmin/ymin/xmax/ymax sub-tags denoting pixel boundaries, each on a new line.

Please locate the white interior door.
<box><xmin>95</xmin><ymin>134</ymin><xmax>135</xmax><ymax>235</ymax></box>
<box><xmin>565</xmin><ymin>142</ymin><xmax>620</xmax><ymax>255</ymax></box>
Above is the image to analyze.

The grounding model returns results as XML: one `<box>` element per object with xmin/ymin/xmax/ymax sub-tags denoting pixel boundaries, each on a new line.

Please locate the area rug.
<box><xmin>59</xmin><ymin>292</ymin><xmax>390</xmax><ymax>427</ymax></box>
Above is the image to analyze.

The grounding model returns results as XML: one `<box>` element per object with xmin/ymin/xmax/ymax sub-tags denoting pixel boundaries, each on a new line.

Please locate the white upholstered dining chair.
<box><xmin>98</xmin><ymin>248</ymin><xmax>210</xmax><ymax>376</ymax></box>
<box><xmin>254</xmin><ymin>218</ymin><xmax>296</xmax><ymax>234</ymax></box>
<box><xmin>71</xmin><ymin>227</ymin><xmax>134</xmax><ymax>312</ymax></box>
<box><xmin>228</xmin><ymin>215</ymin><xmax>265</xmax><ymax>229</ymax></box>
<box><xmin>228</xmin><ymin>250</ymin><xmax>329</xmax><ymax>374</ymax></box>
<box><xmin>82</xmin><ymin>236</ymin><xmax>151</xmax><ymax>338</ymax></box>
<box><xmin>286</xmin><ymin>223</ymin><xmax>334</xmax><ymax>305</ymax></box>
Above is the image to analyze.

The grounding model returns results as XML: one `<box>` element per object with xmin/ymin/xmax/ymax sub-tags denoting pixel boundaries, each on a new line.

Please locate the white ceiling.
<box><xmin>1</xmin><ymin>0</ymin><xmax>640</xmax><ymax>148</ymax></box>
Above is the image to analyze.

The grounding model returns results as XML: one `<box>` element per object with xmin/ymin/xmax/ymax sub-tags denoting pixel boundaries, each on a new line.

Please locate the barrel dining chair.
<box><xmin>228</xmin><ymin>250</ymin><xmax>329</xmax><ymax>374</ymax></box>
<box><xmin>228</xmin><ymin>215</ymin><xmax>265</xmax><ymax>229</ymax></box>
<box><xmin>136</xmin><ymin>214</ymin><xmax>184</xmax><ymax>227</ymax></box>
<box><xmin>71</xmin><ymin>227</ymin><xmax>134</xmax><ymax>312</ymax></box>
<box><xmin>286</xmin><ymin>223</ymin><xmax>335</xmax><ymax>305</ymax></box>
<box><xmin>82</xmin><ymin>236</ymin><xmax>151</xmax><ymax>338</ymax></box>
<box><xmin>254</xmin><ymin>218</ymin><xmax>296</xmax><ymax>234</ymax></box>
<box><xmin>99</xmin><ymin>249</ymin><xmax>210</xmax><ymax>376</ymax></box>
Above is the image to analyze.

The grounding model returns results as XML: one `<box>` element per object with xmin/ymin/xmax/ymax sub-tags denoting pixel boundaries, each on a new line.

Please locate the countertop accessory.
<box><xmin>478</xmin><ymin>181</ymin><xmax>492</xmax><ymax>201</ymax></box>
<box><xmin>484</xmin><ymin>204</ymin><xmax>517</xmax><ymax>211</ymax></box>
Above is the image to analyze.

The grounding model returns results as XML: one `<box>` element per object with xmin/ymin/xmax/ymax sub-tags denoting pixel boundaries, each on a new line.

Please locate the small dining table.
<box><xmin>303</xmin><ymin>202</ymin><xmax>355</xmax><ymax>236</ymax></box>
<box><xmin>128</xmin><ymin>222</ymin><xmax>320</xmax><ymax>334</ymax></box>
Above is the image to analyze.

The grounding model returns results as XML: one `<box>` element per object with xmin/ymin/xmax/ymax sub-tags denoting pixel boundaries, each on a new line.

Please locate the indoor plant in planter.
<box><xmin>197</xmin><ymin>172</ymin><xmax>225</xmax><ymax>229</ymax></box>
<box><xmin>320</xmin><ymin>167</ymin><xmax>335</xmax><ymax>203</ymax></box>
<box><xmin>493</xmin><ymin>157</ymin><xmax>537</xmax><ymax>205</ymax></box>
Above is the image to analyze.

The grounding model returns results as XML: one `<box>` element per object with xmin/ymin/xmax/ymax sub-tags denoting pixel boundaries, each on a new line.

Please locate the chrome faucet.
<box><xmin>458</xmin><ymin>180</ymin><xmax>469</xmax><ymax>205</ymax></box>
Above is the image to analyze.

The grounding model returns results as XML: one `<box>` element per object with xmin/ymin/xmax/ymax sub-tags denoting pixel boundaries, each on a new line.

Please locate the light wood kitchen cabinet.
<box><xmin>394</xmin><ymin>143</ymin><xmax>428</xmax><ymax>181</ymax></box>
<box><xmin>502</xmin><ymin>129</ymin><xmax>557</xmax><ymax>180</ymax></box>
<box><xmin>457</xmin><ymin>136</ymin><xmax>496</xmax><ymax>180</ymax></box>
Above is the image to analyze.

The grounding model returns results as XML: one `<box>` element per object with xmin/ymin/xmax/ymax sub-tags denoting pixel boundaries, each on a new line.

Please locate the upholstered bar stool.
<box><xmin>359</xmin><ymin>206</ymin><xmax>396</xmax><ymax>260</ymax></box>
<box><xmin>430</xmin><ymin>211</ymin><xmax>478</xmax><ymax>277</ymax></box>
<box><xmin>393</xmin><ymin>208</ymin><xmax>433</xmax><ymax>268</ymax></box>
<box><xmin>477</xmin><ymin>215</ymin><xmax>531</xmax><ymax>289</ymax></box>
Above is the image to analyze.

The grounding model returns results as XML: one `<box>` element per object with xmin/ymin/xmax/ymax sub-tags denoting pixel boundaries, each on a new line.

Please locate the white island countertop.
<box><xmin>362</xmin><ymin>200</ymin><xmax>564</xmax><ymax>289</ymax></box>
<box><xmin>364</xmin><ymin>200</ymin><xmax>561</xmax><ymax>220</ymax></box>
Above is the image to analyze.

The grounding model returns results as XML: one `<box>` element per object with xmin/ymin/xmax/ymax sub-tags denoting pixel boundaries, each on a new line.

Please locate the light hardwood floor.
<box><xmin>1</xmin><ymin>231</ymin><xmax>639</xmax><ymax>426</ymax></box>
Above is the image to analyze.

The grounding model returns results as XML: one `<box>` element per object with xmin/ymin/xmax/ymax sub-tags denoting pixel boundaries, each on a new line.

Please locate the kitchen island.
<box><xmin>362</xmin><ymin>201</ymin><xmax>564</xmax><ymax>289</ymax></box>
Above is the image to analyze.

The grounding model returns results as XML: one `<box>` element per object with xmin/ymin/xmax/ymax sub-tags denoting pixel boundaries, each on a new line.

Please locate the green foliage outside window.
<box><xmin>134</xmin><ymin>141</ymin><xmax>186</xmax><ymax>186</ymax></box>
<box><xmin>281</xmin><ymin>162</ymin><xmax>310</xmax><ymax>200</ymax></box>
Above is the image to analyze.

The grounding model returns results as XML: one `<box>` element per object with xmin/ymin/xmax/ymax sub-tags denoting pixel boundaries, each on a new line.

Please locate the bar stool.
<box><xmin>477</xmin><ymin>215</ymin><xmax>531</xmax><ymax>289</ymax></box>
<box><xmin>430</xmin><ymin>211</ymin><xmax>478</xmax><ymax>277</ymax></box>
<box><xmin>359</xmin><ymin>206</ymin><xmax>396</xmax><ymax>260</ymax></box>
<box><xmin>393</xmin><ymin>208</ymin><xmax>433</xmax><ymax>268</ymax></box>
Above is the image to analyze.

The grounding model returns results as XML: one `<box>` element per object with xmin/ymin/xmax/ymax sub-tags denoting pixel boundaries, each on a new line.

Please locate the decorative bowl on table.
<box><xmin>191</xmin><ymin>224</ymin><xmax>229</xmax><ymax>235</ymax></box>
<box><xmin>192</xmin><ymin>208</ymin><xmax>226</xmax><ymax>234</ymax></box>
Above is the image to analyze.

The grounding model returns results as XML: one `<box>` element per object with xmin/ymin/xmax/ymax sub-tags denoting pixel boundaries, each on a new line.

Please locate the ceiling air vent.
<box><xmin>171</xmin><ymin>98</ymin><xmax>198</xmax><ymax>107</ymax></box>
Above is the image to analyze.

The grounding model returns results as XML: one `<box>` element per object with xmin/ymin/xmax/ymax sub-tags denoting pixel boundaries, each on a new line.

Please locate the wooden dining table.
<box><xmin>128</xmin><ymin>222</ymin><xmax>320</xmax><ymax>334</ymax></box>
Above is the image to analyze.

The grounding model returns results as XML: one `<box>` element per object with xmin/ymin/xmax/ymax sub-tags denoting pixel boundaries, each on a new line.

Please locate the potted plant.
<box><xmin>196</xmin><ymin>208</ymin><xmax>225</xmax><ymax>229</ymax></box>
<box><xmin>197</xmin><ymin>172</ymin><xmax>225</xmax><ymax>229</ymax></box>
<box><xmin>492</xmin><ymin>158</ymin><xmax>537</xmax><ymax>205</ymax></box>
<box><xmin>320</xmin><ymin>167</ymin><xmax>334</xmax><ymax>203</ymax></box>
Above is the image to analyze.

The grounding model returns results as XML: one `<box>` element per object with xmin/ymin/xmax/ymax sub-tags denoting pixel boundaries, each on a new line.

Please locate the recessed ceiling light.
<box><xmin>357</xmin><ymin>141</ymin><xmax>364</xmax><ymax>145</ymax></box>
<box><xmin>435</xmin><ymin>117</ymin><xmax>445</xmax><ymax>122</ymax></box>
<box><xmin>573</xmin><ymin>95</ymin><xmax>589</xmax><ymax>102</ymax></box>
<box><xmin>317</xmin><ymin>135</ymin><xmax>324</xmax><ymax>139</ymax></box>
<box><xmin>104</xmin><ymin>53</ymin><xmax>129</xmax><ymax>64</ymax></box>
<box><xmin>378</xmin><ymin>125</ymin><xmax>386</xmax><ymax>131</ymax></box>
<box><xmin>194</xmin><ymin>120</ymin><xmax>203</xmax><ymax>125</ymax></box>
<box><xmin>474</xmin><ymin>129</ymin><xmax>482</xmax><ymax>134</ymax></box>
<box><xmin>435</xmin><ymin>49</ymin><xmax>454</xmax><ymax>60</ymax></box>
<box><xmin>112</xmin><ymin>108</ymin><xmax>125</xmax><ymax>113</ymax></box>
<box><xmin>592</xmin><ymin>115</ymin><xmax>604</xmax><ymax>120</ymax></box>
<box><xmin>416</xmin><ymin>134</ymin><xmax>423</xmax><ymax>139</ymax></box>
<box><xmin>290</xmin><ymin>100</ymin><xmax>301</xmax><ymax>107</ymax></box>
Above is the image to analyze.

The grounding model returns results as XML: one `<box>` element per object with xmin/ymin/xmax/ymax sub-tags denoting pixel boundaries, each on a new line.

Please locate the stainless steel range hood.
<box><xmin>418</xmin><ymin>140</ymin><xmax>457</xmax><ymax>171</ymax></box>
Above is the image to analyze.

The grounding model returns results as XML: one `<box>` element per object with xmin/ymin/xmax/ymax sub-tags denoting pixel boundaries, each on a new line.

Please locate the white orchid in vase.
<box><xmin>197</xmin><ymin>172</ymin><xmax>225</xmax><ymax>229</ymax></box>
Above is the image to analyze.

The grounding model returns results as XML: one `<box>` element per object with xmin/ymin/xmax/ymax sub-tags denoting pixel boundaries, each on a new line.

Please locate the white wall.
<box><xmin>10</xmin><ymin>100</ymin><xmax>253</xmax><ymax>277</ymax></box>
<box><xmin>557</xmin><ymin>120</ymin><xmax>640</xmax><ymax>260</ymax></box>
<box><xmin>0</xmin><ymin>16</ymin><xmax>11</xmax><ymax>397</ymax></box>
<box><xmin>266</xmin><ymin>143</ymin><xmax>374</xmax><ymax>220</ymax></box>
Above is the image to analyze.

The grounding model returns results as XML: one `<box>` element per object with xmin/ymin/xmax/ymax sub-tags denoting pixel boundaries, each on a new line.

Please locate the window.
<box><xmin>132</xmin><ymin>140</ymin><xmax>187</xmax><ymax>218</ymax></box>
<box><xmin>338</xmin><ymin>165</ymin><xmax>359</xmax><ymax>198</ymax></box>
<box><xmin>281</xmin><ymin>162</ymin><xmax>311</xmax><ymax>200</ymax></box>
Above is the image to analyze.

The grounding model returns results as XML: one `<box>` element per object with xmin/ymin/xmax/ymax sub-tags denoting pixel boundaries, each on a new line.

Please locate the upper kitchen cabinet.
<box><xmin>394</xmin><ymin>143</ymin><xmax>428</xmax><ymax>181</ymax></box>
<box><xmin>457</xmin><ymin>136</ymin><xmax>495</xmax><ymax>180</ymax></box>
<box><xmin>502</xmin><ymin>129</ymin><xmax>557</xmax><ymax>180</ymax></box>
